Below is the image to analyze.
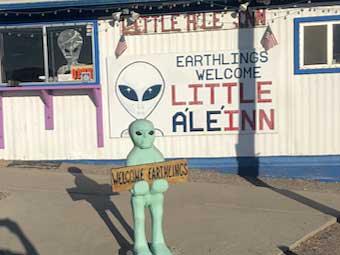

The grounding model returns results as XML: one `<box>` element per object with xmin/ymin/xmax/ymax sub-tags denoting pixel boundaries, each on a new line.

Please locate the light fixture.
<box><xmin>112</xmin><ymin>11</ymin><xmax>122</xmax><ymax>24</ymax></box>
<box><xmin>126</xmin><ymin>11</ymin><xmax>140</xmax><ymax>26</ymax></box>
<box><xmin>239</xmin><ymin>1</ymin><xmax>250</xmax><ymax>12</ymax></box>
<box><xmin>111</xmin><ymin>8</ymin><xmax>140</xmax><ymax>27</ymax></box>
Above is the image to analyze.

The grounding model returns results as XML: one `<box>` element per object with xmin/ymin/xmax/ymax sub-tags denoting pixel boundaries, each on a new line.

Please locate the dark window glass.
<box><xmin>2</xmin><ymin>27</ymin><xmax>44</xmax><ymax>83</ymax></box>
<box><xmin>304</xmin><ymin>25</ymin><xmax>327</xmax><ymax>65</ymax></box>
<box><xmin>47</xmin><ymin>24</ymin><xmax>94</xmax><ymax>82</ymax></box>
<box><xmin>333</xmin><ymin>24</ymin><xmax>340</xmax><ymax>64</ymax></box>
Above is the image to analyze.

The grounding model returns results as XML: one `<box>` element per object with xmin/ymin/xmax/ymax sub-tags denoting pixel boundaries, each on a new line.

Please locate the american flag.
<box><xmin>115</xmin><ymin>35</ymin><xmax>128</xmax><ymax>58</ymax></box>
<box><xmin>261</xmin><ymin>26</ymin><xmax>278</xmax><ymax>51</ymax></box>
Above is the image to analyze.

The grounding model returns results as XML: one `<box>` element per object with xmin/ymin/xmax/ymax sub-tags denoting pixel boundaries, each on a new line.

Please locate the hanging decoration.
<box><xmin>260</xmin><ymin>25</ymin><xmax>278</xmax><ymax>50</ymax></box>
<box><xmin>115</xmin><ymin>34</ymin><xmax>128</xmax><ymax>58</ymax></box>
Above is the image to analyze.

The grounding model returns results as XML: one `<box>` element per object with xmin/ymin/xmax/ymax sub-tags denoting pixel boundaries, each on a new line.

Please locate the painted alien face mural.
<box><xmin>115</xmin><ymin>61</ymin><xmax>165</xmax><ymax>119</ymax></box>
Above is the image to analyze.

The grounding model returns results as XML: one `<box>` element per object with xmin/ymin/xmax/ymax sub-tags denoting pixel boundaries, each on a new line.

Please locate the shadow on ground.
<box><xmin>67</xmin><ymin>167</ymin><xmax>134</xmax><ymax>255</ymax></box>
<box><xmin>0</xmin><ymin>219</ymin><xmax>39</xmax><ymax>255</ymax></box>
<box><xmin>278</xmin><ymin>245</ymin><xmax>299</xmax><ymax>255</ymax></box>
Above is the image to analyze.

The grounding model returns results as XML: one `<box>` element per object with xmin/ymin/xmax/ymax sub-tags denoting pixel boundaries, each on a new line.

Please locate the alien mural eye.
<box><xmin>148</xmin><ymin>130</ymin><xmax>154</xmax><ymax>135</ymax></box>
<box><xmin>142</xmin><ymin>84</ymin><xmax>162</xmax><ymax>101</ymax></box>
<box><xmin>119</xmin><ymin>85</ymin><xmax>138</xmax><ymax>101</ymax></box>
<box><xmin>136</xmin><ymin>131</ymin><xmax>142</xmax><ymax>136</ymax></box>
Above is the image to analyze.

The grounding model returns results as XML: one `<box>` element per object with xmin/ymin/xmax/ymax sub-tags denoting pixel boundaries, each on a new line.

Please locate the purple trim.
<box><xmin>0</xmin><ymin>84</ymin><xmax>100</xmax><ymax>91</ymax></box>
<box><xmin>0</xmin><ymin>93</ymin><xmax>4</xmax><ymax>149</ymax></box>
<box><xmin>92</xmin><ymin>88</ymin><xmax>104</xmax><ymax>148</ymax></box>
<box><xmin>0</xmin><ymin>85</ymin><xmax>103</xmax><ymax>150</ymax></box>
<box><xmin>40</xmin><ymin>90</ymin><xmax>54</xmax><ymax>130</ymax></box>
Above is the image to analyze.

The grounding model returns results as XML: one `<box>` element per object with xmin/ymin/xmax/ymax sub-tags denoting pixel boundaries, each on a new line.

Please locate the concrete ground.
<box><xmin>0</xmin><ymin>165</ymin><xmax>340</xmax><ymax>255</ymax></box>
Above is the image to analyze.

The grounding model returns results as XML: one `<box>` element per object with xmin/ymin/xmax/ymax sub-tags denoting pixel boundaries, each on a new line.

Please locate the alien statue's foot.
<box><xmin>133</xmin><ymin>246</ymin><xmax>152</xmax><ymax>255</ymax></box>
<box><xmin>150</xmin><ymin>243</ymin><xmax>172</xmax><ymax>255</ymax></box>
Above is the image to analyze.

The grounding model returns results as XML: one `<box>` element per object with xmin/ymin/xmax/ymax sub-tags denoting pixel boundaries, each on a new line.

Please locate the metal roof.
<box><xmin>0</xmin><ymin>0</ymin><xmax>168</xmax><ymax>10</ymax></box>
<box><xmin>0</xmin><ymin>0</ymin><xmax>338</xmax><ymax>11</ymax></box>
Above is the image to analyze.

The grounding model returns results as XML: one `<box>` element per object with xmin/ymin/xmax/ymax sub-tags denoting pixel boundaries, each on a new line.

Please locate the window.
<box><xmin>0</xmin><ymin>21</ymin><xmax>98</xmax><ymax>85</ymax></box>
<box><xmin>294</xmin><ymin>16</ymin><xmax>340</xmax><ymax>74</ymax></box>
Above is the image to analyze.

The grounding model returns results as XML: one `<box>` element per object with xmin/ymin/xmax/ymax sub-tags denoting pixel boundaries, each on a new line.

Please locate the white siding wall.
<box><xmin>0</xmin><ymin>6</ymin><xmax>339</xmax><ymax>160</ymax></box>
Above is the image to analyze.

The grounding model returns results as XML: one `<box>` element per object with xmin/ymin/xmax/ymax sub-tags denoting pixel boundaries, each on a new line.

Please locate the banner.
<box><xmin>107</xmin><ymin>49</ymin><xmax>276</xmax><ymax>138</ymax></box>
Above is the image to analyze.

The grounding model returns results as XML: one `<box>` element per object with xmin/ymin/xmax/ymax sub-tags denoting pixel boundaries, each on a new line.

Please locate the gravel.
<box><xmin>290</xmin><ymin>222</ymin><xmax>340</xmax><ymax>255</ymax></box>
<box><xmin>0</xmin><ymin>192</ymin><xmax>10</xmax><ymax>201</ymax></box>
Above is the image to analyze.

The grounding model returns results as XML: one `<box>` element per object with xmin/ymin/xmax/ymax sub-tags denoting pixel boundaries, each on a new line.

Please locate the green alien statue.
<box><xmin>127</xmin><ymin>119</ymin><xmax>172</xmax><ymax>255</ymax></box>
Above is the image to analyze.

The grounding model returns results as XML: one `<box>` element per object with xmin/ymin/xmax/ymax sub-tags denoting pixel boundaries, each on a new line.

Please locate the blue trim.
<box><xmin>93</xmin><ymin>20</ymin><xmax>100</xmax><ymax>84</ymax></box>
<box><xmin>294</xmin><ymin>15</ymin><xmax>340</xmax><ymax>75</ymax></box>
<box><xmin>56</xmin><ymin>155</ymin><xmax>340</xmax><ymax>182</ymax></box>
<box><xmin>0</xmin><ymin>0</ymin><xmax>167</xmax><ymax>11</ymax></box>
<box><xmin>0</xmin><ymin>19</ymin><xmax>100</xmax><ymax>87</ymax></box>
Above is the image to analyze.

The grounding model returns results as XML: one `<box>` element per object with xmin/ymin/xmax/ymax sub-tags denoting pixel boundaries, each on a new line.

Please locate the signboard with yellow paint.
<box><xmin>111</xmin><ymin>159</ymin><xmax>189</xmax><ymax>192</ymax></box>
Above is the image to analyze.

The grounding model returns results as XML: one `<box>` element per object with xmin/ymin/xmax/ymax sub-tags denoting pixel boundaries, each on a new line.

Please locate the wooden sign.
<box><xmin>111</xmin><ymin>159</ymin><xmax>189</xmax><ymax>192</ymax></box>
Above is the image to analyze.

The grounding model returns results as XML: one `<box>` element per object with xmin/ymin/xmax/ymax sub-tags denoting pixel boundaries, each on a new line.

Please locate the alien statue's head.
<box><xmin>57</xmin><ymin>29</ymin><xmax>83</xmax><ymax>64</ymax></box>
<box><xmin>128</xmin><ymin>119</ymin><xmax>156</xmax><ymax>149</ymax></box>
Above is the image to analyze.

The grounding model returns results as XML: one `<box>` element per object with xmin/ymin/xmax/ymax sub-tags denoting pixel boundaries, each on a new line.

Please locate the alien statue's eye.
<box><xmin>142</xmin><ymin>84</ymin><xmax>162</xmax><ymax>101</ymax></box>
<box><xmin>119</xmin><ymin>85</ymin><xmax>138</xmax><ymax>101</ymax></box>
<box><xmin>149</xmin><ymin>130</ymin><xmax>154</xmax><ymax>135</ymax></box>
<box><xmin>136</xmin><ymin>131</ymin><xmax>142</xmax><ymax>136</ymax></box>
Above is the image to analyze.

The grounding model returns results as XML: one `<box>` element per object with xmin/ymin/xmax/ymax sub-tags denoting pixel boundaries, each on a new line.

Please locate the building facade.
<box><xmin>0</xmin><ymin>0</ymin><xmax>339</xmax><ymax>179</ymax></box>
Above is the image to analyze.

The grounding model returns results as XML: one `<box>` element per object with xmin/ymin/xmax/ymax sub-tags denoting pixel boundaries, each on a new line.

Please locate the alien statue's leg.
<box><xmin>149</xmin><ymin>179</ymin><xmax>172</xmax><ymax>255</ymax></box>
<box><xmin>131</xmin><ymin>181</ymin><xmax>152</xmax><ymax>255</ymax></box>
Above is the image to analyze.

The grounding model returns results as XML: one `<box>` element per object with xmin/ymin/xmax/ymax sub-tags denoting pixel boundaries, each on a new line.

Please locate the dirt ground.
<box><xmin>3</xmin><ymin>161</ymin><xmax>340</xmax><ymax>255</ymax></box>
<box><xmin>0</xmin><ymin>192</ymin><xmax>10</xmax><ymax>201</ymax></box>
<box><xmin>290</xmin><ymin>223</ymin><xmax>340</xmax><ymax>255</ymax></box>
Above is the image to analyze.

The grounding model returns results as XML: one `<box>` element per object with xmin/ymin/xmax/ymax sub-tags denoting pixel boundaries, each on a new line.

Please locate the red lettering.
<box><xmin>240</xmin><ymin>83</ymin><xmax>255</xmax><ymax>103</ymax></box>
<box><xmin>224</xmin><ymin>110</ymin><xmax>239</xmax><ymax>131</ymax></box>
<box><xmin>152</xmin><ymin>16</ymin><xmax>158</xmax><ymax>33</ymax></box>
<box><xmin>187</xmin><ymin>14</ymin><xmax>197</xmax><ymax>31</ymax></box>
<box><xmin>241</xmin><ymin>110</ymin><xmax>256</xmax><ymax>130</ymax></box>
<box><xmin>259</xmin><ymin>109</ymin><xmax>274</xmax><ymax>130</ymax></box>
<box><xmin>255</xmin><ymin>10</ymin><xmax>266</xmax><ymax>26</ymax></box>
<box><xmin>222</xmin><ymin>82</ymin><xmax>237</xmax><ymax>104</ymax></box>
<box><xmin>201</xmin><ymin>13</ymin><xmax>213</xmax><ymax>30</ymax></box>
<box><xmin>189</xmin><ymin>84</ymin><xmax>203</xmax><ymax>105</ymax></box>
<box><xmin>212</xmin><ymin>12</ymin><xmax>223</xmax><ymax>29</ymax></box>
<box><xmin>171</xmin><ymin>85</ymin><xmax>186</xmax><ymax>105</ymax></box>
<box><xmin>142</xmin><ymin>17</ymin><xmax>148</xmax><ymax>33</ymax></box>
<box><xmin>161</xmin><ymin>16</ymin><xmax>171</xmax><ymax>32</ymax></box>
<box><xmin>205</xmin><ymin>83</ymin><xmax>219</xmax><ymax>104</ymax></box>
<box><xmin>257</xmin><ymin>81</ymin><xmax>272</xmax><ymax>103</ymax></box>
<box><xmin>171</xmin><ymin>15</ymin><xmax>181</xmax><ymax>32</ymax></box>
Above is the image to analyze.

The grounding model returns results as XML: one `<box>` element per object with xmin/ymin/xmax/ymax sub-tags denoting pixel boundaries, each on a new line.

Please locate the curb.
<box><xmin>276</xmin><ymin>217</ymin><xmax>337</xmax><ymax>255</ymax></box>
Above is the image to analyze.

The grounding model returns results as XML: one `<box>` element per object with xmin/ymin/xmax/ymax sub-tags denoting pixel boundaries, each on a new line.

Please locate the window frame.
<box><xmin>0</xmin><ymin>19</ymin><xmax>100</xmax><ymax>87</ymax></box>
<box><xmin>294</xmin><ymin>15</ymin><xmax>340</xmax><ymax>74</ymax></box>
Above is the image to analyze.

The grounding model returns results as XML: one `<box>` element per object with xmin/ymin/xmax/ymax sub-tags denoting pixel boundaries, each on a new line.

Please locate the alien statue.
<box><xmin>57</xmin><ymin>29</ymin><xmax>84</xmax><ymax>75</ymax></box>
<box><xmin>127</xmin><ymin>119</ymin><xmax>172</xmax><ymax>255</ymax></box>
